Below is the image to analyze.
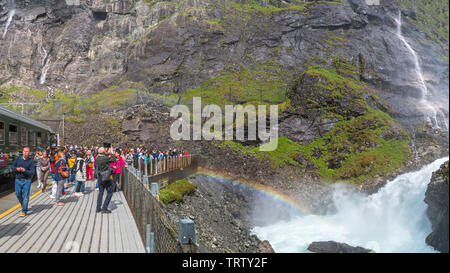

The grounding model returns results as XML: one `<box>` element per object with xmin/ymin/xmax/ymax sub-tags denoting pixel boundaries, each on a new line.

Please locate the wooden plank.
<box><xmin>0</xmin><ymin>183</ymin><xmax>49</xmax><ymax>225</ymax></box>
<box><xmin>119</xmin><ymin>191</ymin><xmax>145</xmax><ymax>253</ymax></box>
<box><xmin>114</xmin><ymin>192</ymin><xmax>136</xmax><ymax>253</ymax></box>
<box><xmin>0</xmin><ymin>179</ymin><xmax>51</xmax><ymax>225</ymax></box>
<box><xmin>49</xmin><ymin>188</ymin><xmax>90</xmax><ymax>253</ymax></box>
<box><xmin>79</xmin><ymin>180</ymin><xmax>99</xmax><ymax>253</ymax></box>
<box><xmin>2</xmin><ymin>193</ymin><xmax>56</xmax><ymax>252</ymax></box>
<box><xmin>37</xmin><ymin>189</ymin><xmax>80</xmax><ymax>253</ymax></box>
<box><xmin>115</xmin><ymin>191</ymin><xmax>139</xmax><ymax>252</ymax></box>
<box><xmin>89</xmin><ymin>194</ymin><xmax>103</xmax><ymax>253</ymax></box>
<box><xmin>111</xmin><ymin>194</ymin><xmax>123</xmax><ymax>253</ymax></box>
<box><xmin>0</xmin><ymin>189</ymin><xmax>55</xmax><ymax>252</ymax></box>
<box><xmin>25</xmin><ymin>186</ymin><xmax>79</xmax><ymax>253</ymax></box>
<box><xmin>99</xmin><ymin>209</ymin><xmax>108</xmax><ymax>253</ymax></box>
<box><xmin>1</xmin><ymin>178</ymin><xmax>146</xmax><ymax>253</ymax></box>
<box><xmin>59</xmin><ymin>183</ymin><xmax>93</xmax><ymax>253</ymax></box>
<box><xmin>108</xmin><ymin>197</ymin><xmax>116</xmax><ymax>253</ymax></box>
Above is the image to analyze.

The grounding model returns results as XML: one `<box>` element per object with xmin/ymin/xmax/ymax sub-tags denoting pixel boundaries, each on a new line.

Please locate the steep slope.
<box><xmin>0</xmin><ymin>0</ymin><xmax>448</xmax><ymax>194</ymax></box>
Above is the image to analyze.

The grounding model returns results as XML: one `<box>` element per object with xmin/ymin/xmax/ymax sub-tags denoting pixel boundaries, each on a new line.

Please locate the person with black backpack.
<box><xmin>74</xmin><ymin>151</ymin><xmax>87</xmax><ymax>196</ymax></box>
<box><xmin>54</xmin><ymin>151</ymin><xmax>69</xmax><ymax>206</ymax></box>
<box><xmin>96</xmin><ymin>147</ymin><xmax>116</xmax><ymax>213</ymax></box>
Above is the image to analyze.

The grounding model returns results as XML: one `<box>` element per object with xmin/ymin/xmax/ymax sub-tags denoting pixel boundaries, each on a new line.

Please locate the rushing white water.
<box><xmin>395</xmin><ymin>11</ymin><xmax>448</xmax><ymax>130</ymax></box>
<box><xmin>252</xmin><ymin>157</ymin><xmax>449</xmax><ymax>253</ymax></box>
<box><xmin>40</xmin><ymin>56</ymin><xmax>50</xmax><ymax>85</ymax></box>
<box><xmin>2</xmin><ymin>9</ymin><xmax>15</xmax><ymax>39</ymax></box>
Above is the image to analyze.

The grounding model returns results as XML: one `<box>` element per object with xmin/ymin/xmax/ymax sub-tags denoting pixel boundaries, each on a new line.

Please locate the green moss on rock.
<box><xmin>159</xmin><ymin>178</ymin><xmax>196</xmax><ymax>204</ymax></box>
<box><xmin>299</xmin><ymin>107</ymin><xmax>410</xmax><ymax>184</ymax></box>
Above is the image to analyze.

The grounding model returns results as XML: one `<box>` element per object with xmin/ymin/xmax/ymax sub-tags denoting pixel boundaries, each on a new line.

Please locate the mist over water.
<box><xmin>252</xmin><ymin>157</ymin><xmax>448</xmax><ymax>253</ymax></box>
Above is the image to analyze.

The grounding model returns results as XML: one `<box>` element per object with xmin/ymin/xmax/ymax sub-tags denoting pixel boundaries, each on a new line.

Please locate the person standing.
<box><xmin>68</xmin><ymin>152</ymin><xmax>76</xmax><ymax>185</ymax></box>
<box><xmin>34</xmin><ymin>150</ymin><xmax>43</xmax><ymax>189</ymax></box>
<box><xmin>54</xmin><ymin>152</ymin><xmax>68</xmax><ymax>206</ymax></box>
<box><xmin>36</xmin><ymin>152</ymin><xmax>51</xmax><ymax>193</ymax></box>
<box><xmin>74</xmin><ymin>152</ymin><xmax>87</xmax><ymax>196</ymax></box>
<box><xmin>86</xmin><ymin>150</ymin><xmax>94</xmax><ymax>181</ymax></box>
<box><xmin>96</xmin><ymin>147</ymin><xmax>116</xmax><ymax>213</ymax></box>
<box><xmin>11</xmin><ymin>147</ymin><xmax>35</xmax><ymax>217</ymax></box>
<box><xmin>110</xmin><ymin>150</ymin><xmax>126</xmax><ymax>192</ymax></box>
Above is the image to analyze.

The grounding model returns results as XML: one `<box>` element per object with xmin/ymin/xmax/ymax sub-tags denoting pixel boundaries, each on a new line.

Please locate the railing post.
<box><xmin>138</xmin><ymin>157</ymin><xmax>141</xmax><ymax>173</ymax></box>
<box><xmin>150</xmin><ymin>182</ymin><xmax>159</xmax><ymax>196</ymax></box>
<box><xmin>143</xmin><ymin>175</ymin><xmax>149</xmax><ymax>190</ymax></box>
<box><xmin>145</xmin><ymin>158</ymin><xmax>148</xmax><ymax>176</ymax></box>
<box><xmin>150</xmin><ymin>159</ymin><xmax>153</xmax><ymax>176</ymax></box>
<box><xmin>146</xmin><ymin>223</ymin><xmax>154</xmax><ymax>253</ymax></box>
<box><xmin>178</xmin><ymin>219</ymin><xmax>197</xmax><ymax>253</ymax></box>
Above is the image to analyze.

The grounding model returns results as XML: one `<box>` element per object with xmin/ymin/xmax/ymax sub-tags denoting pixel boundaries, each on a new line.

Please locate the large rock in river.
<box><xmin>307</xmin><ymin>241</ymin><xmax>375</xmax><ymax>253</ymax></box>
<box><xmin>424</xmin><ymin>161</ymin><xmax>449</xmax><ymax>253</ymax></box>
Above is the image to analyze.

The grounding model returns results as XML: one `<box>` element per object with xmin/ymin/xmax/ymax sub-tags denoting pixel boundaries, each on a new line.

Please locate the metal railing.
<box><xmin>134</xmin><ymin>155</ymin><xmax>193</xmax><ymax>176</ymax></box>
<box><xmin>120</xmin><ymin>155</ymin><xmax>198</xmax><ymax>253</ymax></box>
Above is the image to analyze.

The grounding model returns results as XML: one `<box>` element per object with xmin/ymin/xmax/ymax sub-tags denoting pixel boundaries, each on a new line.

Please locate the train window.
<box><xmin>0</xmin><ymin>122</ymin><xmax>4</xmax><ymax>145</ymax></box>
<box><xmin>21</xmin><ymin>127</ymin><xmax>27</xmax><ymax>146</ymax></box>
<box><xmin>37</xmin><ymin>132</ymin><xmax>42</xmax><ymax>146</ymax></box>
<box><xmin>9</xmin><ymin>124</ymin><xmax>18</xmax><ymax>146</ymax></box>
<box><xmin>28</xmin><ymin>130</ymin><xmax>34</xmax><ymax>147</ymax></box>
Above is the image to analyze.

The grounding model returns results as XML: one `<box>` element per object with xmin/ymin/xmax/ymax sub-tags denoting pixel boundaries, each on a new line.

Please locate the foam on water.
<box><xmin>252</xmin><ymin>157</ymin><xmax>448</xmax><ymax>253</ymax></box>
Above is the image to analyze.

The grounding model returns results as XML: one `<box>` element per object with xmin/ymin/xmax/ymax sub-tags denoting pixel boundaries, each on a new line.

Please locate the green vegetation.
<box><xmin>0</xmin><ymin>84</ymin><xmax>47</xmax><ymax>104</ymax></box>
<box><xmin>218</xmin><ymin>107</ymin><xmax>410</xmax><ymax>183</ymax></box>
<box><xmin>217</xmin><ymin>62</ymin><xmax>410</xmax><ymax>183</ymax></box>
<box><xmin>398</xmin><ymin>0</ymin><xmax>449</xmax><ymax>60</ymax></box>
<box><xmin>304</xmin><ymin>64</ymin><xmax>364</xmax><ymax>94</ymax></box>
<box><xmin>217</xmin><ymin>136</ymin><xmax>302</xmax><ymax>169</ymax></box>
<box><xmin>299</xmin><ymin>107</ymin><xmax>410</xmax><ymax>184</ymax></box>
<box><xmin>180</xmin><ymin>60</ymin><xmax>290</xmax><ymax>108</ymax></box>
<box><xmin>229</xmin><ymin>0</ymin><xmax>346</xmax><ymax>16</ymax></box>
<box><xmin>159</xmin><ymin>178</ymin><xmax>196</xmax><ymax>204</ymax></box>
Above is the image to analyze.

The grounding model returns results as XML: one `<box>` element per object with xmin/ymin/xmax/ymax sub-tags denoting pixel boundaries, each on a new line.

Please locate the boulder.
<box><xmin>258</xmin><ymin>240</ymin><xmax>275</xmax><ymax>253</ymax></box>
<box><xmin>424</xmin><ymin>161</ymin><xmax>449</xmax><ymax>253</ymax></box>
<box><xmin>307</xmin><ymin>241</ymin><xmax>375</xmax><ymax>253</ymax></box>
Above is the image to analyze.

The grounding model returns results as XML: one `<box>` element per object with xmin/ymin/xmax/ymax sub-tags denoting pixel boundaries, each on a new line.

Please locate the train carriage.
<box><xmin>0</xmin><ymin>105</ymin><xmax>55</xmax><ymax>193</ymax></box>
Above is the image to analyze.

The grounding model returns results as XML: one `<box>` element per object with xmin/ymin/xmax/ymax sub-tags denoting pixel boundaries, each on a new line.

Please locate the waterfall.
<box><xmin>34</xmin><ymin>33</ymin><xmax>51</xmax><ymax>85</ymax></box>
<box><xmin>394</xmin><ymin>11</ymin><xmax>448</xmax><ymax>131</ymax></box>
<box><xmin>2</xmin><ymin>8</ymin><xmax>15</xmax><ymax>39</ymax></box>
<box><xmin>252</xmin><ymin>157</ymin><xmax>449</xmax><ymax>253</ymax></box>
<box><xmin>39</xmin><ymin>56</ymin><xmax>50</xmax><ymax>85</ymax></box>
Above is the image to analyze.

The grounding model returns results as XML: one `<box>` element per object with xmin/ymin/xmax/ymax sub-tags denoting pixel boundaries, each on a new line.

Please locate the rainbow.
<box><xmin>196</xmin><ymin>167</ymin><xmax>314</xmax><ymax>215</ymax></box>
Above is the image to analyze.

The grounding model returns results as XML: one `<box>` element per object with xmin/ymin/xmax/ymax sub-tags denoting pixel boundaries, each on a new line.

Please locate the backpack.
<box><xmin>57</xmin><ymin>160</ymin><xmax>69</xmax><ymax>178</ymax></box>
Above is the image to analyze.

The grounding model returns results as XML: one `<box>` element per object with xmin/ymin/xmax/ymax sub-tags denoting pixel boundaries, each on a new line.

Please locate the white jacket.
<box><xmin>75</xmin><ymin>157</ymin><xmax>87</xmax><ymax>182</ymax></box>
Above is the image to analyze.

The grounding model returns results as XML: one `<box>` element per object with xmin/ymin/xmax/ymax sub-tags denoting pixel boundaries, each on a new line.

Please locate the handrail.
<box><xmin>120</xmin><ymin>155</ymin><xmax>198</xmax><ymax>253</ymax></box>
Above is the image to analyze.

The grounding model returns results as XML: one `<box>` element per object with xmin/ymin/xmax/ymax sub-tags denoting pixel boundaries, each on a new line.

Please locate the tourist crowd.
<box><xmin>10</xmin><ymin>144</ymin><xmax>190</xmax><ymax>217</ymax></box>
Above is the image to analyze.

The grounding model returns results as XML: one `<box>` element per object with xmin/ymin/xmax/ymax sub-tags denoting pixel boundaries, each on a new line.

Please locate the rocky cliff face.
<box><xmin>1</xmin><ymin>0</ymin><xmax>448</xmax><ymax>192</ymax></box>
<box><xmin>1</xmin><ymin>1</ymin><xmax>448</xmax><ymax>114</ymax></box>
<box><xmin>425</xmin><ymin>160</ymin><xmax>449</xmax><ymax>253</ymax></box>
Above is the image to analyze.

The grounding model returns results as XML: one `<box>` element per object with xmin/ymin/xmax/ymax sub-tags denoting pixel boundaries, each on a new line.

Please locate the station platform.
<box><xmin>0</xmin><ymin>180</ymin><xmax>145</xmax><ymax>253</ymax></box>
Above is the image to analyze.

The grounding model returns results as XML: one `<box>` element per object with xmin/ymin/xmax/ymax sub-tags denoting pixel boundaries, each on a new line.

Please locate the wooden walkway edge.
<box><xmin>0</xmin><ymin>180</ymin><xmax>145</xmax><ymax>253</ymax></box>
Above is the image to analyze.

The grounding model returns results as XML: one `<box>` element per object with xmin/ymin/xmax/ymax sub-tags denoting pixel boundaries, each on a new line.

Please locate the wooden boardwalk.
<box><xmin>0</xmin><ymin>180</ymin><xmax>145</xmax><ymax>253</ymax></box>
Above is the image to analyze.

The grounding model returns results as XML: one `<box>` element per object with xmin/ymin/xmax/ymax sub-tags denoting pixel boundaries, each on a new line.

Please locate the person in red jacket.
<box><xmin>110</xmin><ymin>149</ymin><xmax>127</xmax><ymax>192</ymax></box>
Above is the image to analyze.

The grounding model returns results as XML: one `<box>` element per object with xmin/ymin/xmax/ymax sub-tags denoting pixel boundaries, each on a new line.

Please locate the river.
<box><xmin>252</xmin><ymin>157</ymin><xmax>448</xmax><ymax>253</ymax></box>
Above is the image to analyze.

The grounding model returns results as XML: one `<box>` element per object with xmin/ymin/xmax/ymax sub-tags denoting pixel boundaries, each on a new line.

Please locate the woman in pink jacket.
<box><xmin>110</xmin><ymin>149</ymin><xmax>126</xmax><ymax>192</ymax></box>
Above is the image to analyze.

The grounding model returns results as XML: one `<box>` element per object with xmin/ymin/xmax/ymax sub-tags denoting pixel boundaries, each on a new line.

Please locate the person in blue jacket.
<box><xmin>11</xmin><ymin>147</ymin><xmax>35</xmax><ymax>217</ymax></box>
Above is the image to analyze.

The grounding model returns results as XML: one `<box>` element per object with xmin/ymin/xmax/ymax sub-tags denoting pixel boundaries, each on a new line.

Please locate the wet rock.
<box><xmin>307</xmin><ymin>241</ymin><xmax>375</xmax><ymax>253</ymax></box>
<box><xmin>258</xmin><ymin>240</ymin><xmax>275</xmax><ymax>253</ymax></box>
<box><xmin>425</xmin><ymin>161</ymin><xmax>449</xmax><ymax>253</ymax></box>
